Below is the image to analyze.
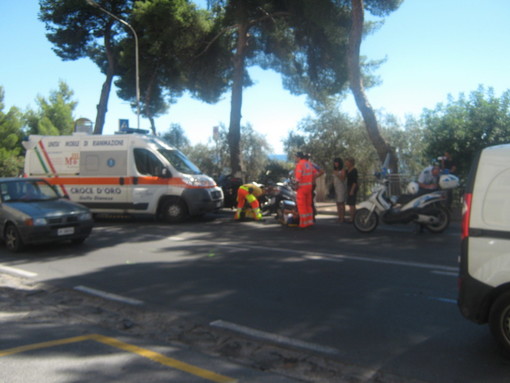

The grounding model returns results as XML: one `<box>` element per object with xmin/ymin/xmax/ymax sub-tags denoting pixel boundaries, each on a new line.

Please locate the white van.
<box><xmin>23</xmin><ymin>134</ymin><xmax>224</xmax><ymax>222</ymax></box>
<box><xmin>458</xmin><ymin>143</ymin><xmax>510</xmax><ymax>354</ymax></box>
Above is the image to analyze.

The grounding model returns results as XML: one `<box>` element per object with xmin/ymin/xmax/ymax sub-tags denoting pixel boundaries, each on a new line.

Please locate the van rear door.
<box><xmin>459</xmin><ymin>145</ymin><xmax>510</xmax><ymax>323</ymax></box>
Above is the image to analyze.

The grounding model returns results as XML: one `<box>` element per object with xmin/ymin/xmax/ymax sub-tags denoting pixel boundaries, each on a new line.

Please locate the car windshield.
<box><xmin>0</xmin><ymin>179</ymin><xmax>60</xmax><ymax>202</ymax></box>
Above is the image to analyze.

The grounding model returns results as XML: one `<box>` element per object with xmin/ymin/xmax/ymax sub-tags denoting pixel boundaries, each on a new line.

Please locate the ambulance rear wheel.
<box><xmin>160</xmin><ymin>198</ymin><xmax>188</xmax><ymax>223</ymax></box>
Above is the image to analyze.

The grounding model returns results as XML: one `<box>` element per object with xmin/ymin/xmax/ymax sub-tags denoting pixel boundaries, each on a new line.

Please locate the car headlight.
<box><xmin>79</xmin><ymin>212</ymin><xmax>93</xmax><ymax>221</ymax></box>
<box><xmin>28</xmin><ymin>217</ymin><xmax>47</xmax><ymax>226</ymax></box>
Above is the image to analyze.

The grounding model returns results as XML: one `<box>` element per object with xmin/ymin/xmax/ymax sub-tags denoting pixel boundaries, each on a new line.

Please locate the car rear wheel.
<box><xmin>4</xmin><ymin>224</ymin><xmax>24</xmax><ymax>253</ymax></box>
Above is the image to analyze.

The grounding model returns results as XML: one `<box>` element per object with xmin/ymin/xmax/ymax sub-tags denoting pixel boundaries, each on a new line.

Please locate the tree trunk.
<box><xmin>228</xmin><ymin>10</ymin><xmax>249</xmax><ymax>178</ymax></box>
<box><xmin>93</xmin><ymin>26</ymin><xmax>116</xmax><ymax>135</ymax></box>
<box><xmin>348</xmin><ymin>0</ymin><xmax>398</xmax><ymax>173</ymax></box>
<box><xmin>93</xmin><ymin>73</ymin><xmax>113</xmax><ymax>135</ymax></box>
<box><xmin>149</xmin><ymin>116</ymin><xmax>156</xmax><ymax>134</ymax></box>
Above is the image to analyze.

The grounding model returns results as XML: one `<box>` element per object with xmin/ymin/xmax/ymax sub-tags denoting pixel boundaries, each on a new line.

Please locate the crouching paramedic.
<box><xmin>234</xmin><ymin>183</ymin><xmax>264</xmax><ymax>221</ymax></box>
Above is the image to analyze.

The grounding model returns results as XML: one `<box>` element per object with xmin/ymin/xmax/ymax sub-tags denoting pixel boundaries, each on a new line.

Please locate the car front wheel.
<box><xmin>4</xmin><ymin>224</ymin><xmax>24</xmax><ymax>253</ymax></box>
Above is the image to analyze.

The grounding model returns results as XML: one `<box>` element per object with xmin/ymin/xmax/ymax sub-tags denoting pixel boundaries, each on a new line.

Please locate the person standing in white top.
<box><xmin>332</xmin><ymin>157</ymin><xmax>347</xmax><ymax>223</ymax></box>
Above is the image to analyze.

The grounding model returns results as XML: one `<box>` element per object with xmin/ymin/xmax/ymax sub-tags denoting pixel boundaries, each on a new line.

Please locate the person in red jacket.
<box><xmin>294</xmin><ymin>152</ymin><xmax>317</xmax><ymax>228</ymax></box>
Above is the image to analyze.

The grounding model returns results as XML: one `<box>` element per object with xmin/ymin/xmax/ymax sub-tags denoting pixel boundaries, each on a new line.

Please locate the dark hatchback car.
<box><xmin>0</xmin><ymin>178</ymin><xmax>93</xmax><ymax>252</ymax></box>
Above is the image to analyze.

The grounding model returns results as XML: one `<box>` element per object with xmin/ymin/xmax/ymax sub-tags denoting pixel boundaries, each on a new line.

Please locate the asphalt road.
<box><xmin>2</xmin><ymin>209</ymin><xmax>510</xmax><ymax>382</ymax></box>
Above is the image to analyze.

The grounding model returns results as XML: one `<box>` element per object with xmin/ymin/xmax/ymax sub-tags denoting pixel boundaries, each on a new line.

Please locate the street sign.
<box><xmin>119</xmin><ymin>119</ymin><xmax>129</xmax><ymax>132</ymax></box>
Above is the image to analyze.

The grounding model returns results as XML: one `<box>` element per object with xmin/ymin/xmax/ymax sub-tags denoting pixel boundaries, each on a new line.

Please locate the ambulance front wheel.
<box><xmin>160</xmin><ymin>198</ymin><xmax>188</xmax><ymax>223</ymax></box>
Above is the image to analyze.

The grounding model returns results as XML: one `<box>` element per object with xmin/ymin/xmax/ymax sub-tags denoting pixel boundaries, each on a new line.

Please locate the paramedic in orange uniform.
<box><xmin>234</xmin><ymin>183</ymin><xmax>263</xmax><ymax>221</ymax></box>
<box><xmin>294</xmin><ymin>152</ymin><xmax>316</xmax><ymax>228</ymax></box>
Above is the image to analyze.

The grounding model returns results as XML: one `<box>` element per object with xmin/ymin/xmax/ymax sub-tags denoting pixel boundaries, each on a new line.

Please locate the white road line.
<box><xmin>304</xmin><ymin>254</ymin><xmax>344</xmax><ymax>262</ymax></box>
<box><xmin>212</xmin><ymin>242</ymin><xmax>458</xmax><ymax>273</ymax></box>
<box><xmin>427</xmin><ymin>296</ymin><xmax>457</xmax><ymax>304</ymax></box>
<box><xmin>375</xmin><ymin>224</ymin><xmax>461</xmax><ymax>237</ymax></box>
<box><xmin>165</xmin><ymin>239</ymin><xmax>457</xmax><ymax>272</ymax></box>
<box><xmin>167</xmin><ymin>236</ymin><xmax>186</xmax><ymax>241</ymax></box>
<box><xmin>74</xmin><ymin>285</ymin><xmax>144</xmax><ymax>306</ymax></box>
<box><xmin>431</xmin><ymin>270</ymin><xmax>458</xmax><ymax>277</ymax></box>
<box><xmin>210</xmin><ymin>319</ymin><xmax>340</xmax><ymax>356</ymax></box>
<box><xmin>0</xmin><ymin>264</ymin><xmax>37</xmax><ymax>278</ymax></box>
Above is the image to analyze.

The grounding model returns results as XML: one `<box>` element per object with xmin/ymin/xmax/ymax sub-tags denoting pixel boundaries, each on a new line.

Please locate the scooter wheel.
<box><xmin>424</xmin><ymin>205</ymin><xmax>449</xmax><ymax>233</ymax></box>
<box><xmin>353</xmin><ymin>208</ymin><xmax>378</xmax><ymax>233</ymax></box>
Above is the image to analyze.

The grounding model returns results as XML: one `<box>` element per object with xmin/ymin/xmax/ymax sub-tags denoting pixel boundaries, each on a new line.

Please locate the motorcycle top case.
<box><xmin>439</xmin><ymin>174</ymin><xmax>459</xmax><ymax>189</ymax></box>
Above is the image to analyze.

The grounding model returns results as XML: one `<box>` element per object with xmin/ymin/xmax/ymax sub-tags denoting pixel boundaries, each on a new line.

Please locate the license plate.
<box><xmin>58</xmin><ymin>227</ymin><xmax>75</xmax><ymax>236</ymax></box>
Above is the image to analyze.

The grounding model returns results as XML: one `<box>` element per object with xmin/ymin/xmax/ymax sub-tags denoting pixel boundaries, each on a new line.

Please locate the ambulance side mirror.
<box><xmin>161</xmin><ymin>167</ymin><xmax>172</xmax><ymax>178</ymax></box>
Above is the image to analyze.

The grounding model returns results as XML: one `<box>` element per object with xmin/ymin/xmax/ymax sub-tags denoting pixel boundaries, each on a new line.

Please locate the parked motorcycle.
<box><xmin>260</xmin><ymin>178</ymin><xmax>296</xmax><ymax>217</ymax></box>
<box><xmin>353</xmin><ymin>173</ymin><xmax>459</xmax><ymax>233</ymax></box>
<box><xmin>273</xmin><ymin>180</ymin><xmax>299</xmax><ymax>226</ymax></box>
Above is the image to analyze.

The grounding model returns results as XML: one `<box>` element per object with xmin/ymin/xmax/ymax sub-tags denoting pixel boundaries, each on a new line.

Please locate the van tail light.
<box><xmin>461</xmin><ymin>193</ymin><xmax>472</xmax><ymax>240</ymax></box>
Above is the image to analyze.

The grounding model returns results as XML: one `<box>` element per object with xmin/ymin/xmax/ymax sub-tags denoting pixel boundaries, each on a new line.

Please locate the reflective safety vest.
<box><xmin>235</xmin><ymin>184</ymin><xmax>262</xmax><ymax>220</ymax></box>
<box><xmin>239</xmin><ymin>183</ymin><xmax>263</xmax><ymax>198</ymax></box>
<box><xmin>295</xmin><ymin>159</ymin><xmax>315</xmax><ymax>187</ymax></box>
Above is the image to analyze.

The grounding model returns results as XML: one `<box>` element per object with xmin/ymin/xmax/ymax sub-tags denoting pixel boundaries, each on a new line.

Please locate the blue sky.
<box><xmin>1</xmin><ymin>0</ymin><xmax>509</xmax><ymax>153</ymax></box>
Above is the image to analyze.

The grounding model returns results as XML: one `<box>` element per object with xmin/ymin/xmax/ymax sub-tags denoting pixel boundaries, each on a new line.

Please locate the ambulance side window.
<box><xmin>134</xmin><ymin>148</ymin><xmax>164</xmax><ymax>176</ymax></box>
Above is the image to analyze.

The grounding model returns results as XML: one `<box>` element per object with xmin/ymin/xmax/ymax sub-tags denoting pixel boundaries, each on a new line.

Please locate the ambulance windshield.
<box><xmin>149</xmin><ymin>137</ymin><xmax>202</xmax><ymax>175</ymax></box>
<box><xmin>158</xmin><ymin>149</ymin><xmax>201</xmax><ymax>175</ymax></box>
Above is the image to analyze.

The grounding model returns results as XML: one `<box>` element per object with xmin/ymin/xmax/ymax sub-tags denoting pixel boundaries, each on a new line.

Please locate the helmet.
<box><xmin>407</xmin><ymin>181</ymin><xmax>419</xmax><ymax>195</ymax></box>
<box><xmin>439</xmin><ymin>174</ymin><xmax>459</xmax><ymax>190</ymax></box>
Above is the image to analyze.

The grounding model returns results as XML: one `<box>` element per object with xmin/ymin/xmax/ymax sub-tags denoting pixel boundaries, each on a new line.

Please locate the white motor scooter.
<box><xmin>353</xmin><ymin>172</ymin><xmax>459</xmax><ymax>233</ymax></box>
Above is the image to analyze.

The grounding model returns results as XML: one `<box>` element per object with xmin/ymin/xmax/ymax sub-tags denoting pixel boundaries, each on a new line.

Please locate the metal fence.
<box><xmin>358</xmin><ymin>173</ymin><xmax>411</xmax><ymax>200</ymax></box>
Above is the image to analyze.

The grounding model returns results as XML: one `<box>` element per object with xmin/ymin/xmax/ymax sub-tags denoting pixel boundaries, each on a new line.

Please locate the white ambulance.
<box><xmin>23</xmin><ymin>134</ymin><xmax>224</xmax><ymax>222</ymax></box>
